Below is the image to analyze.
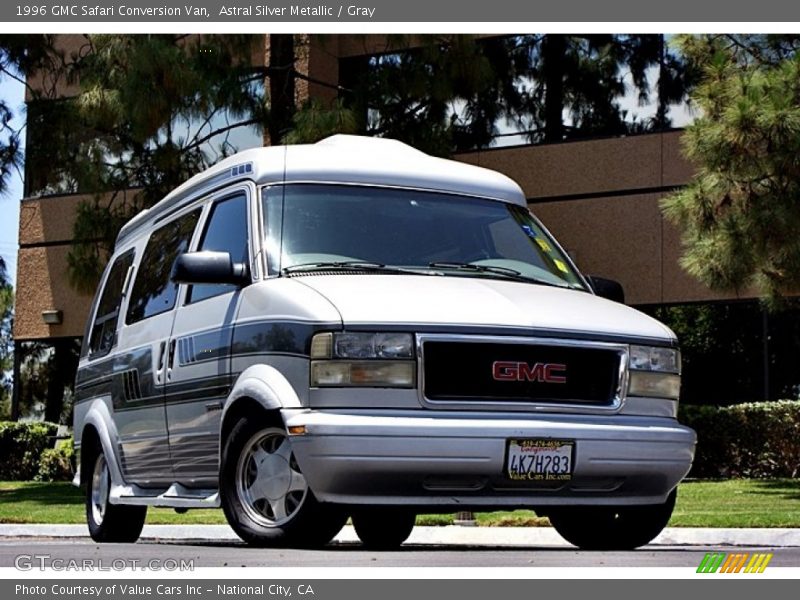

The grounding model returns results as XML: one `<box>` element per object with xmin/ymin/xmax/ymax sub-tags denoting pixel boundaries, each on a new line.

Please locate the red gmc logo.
<box><xmin>492</xmin><ymin>361</ymin><xmax>567</xmax><ymax>384</ymax></box>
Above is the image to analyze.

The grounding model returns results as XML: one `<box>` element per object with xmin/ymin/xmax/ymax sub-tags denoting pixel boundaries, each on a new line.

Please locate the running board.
<box><xmin>109</xmin><ymin>482</ymin><xmax>220</xmax><ymax>508</ymax></box>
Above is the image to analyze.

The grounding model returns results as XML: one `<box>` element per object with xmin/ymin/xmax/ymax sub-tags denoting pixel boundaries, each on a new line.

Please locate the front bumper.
<box><xmin>284</xmin><ymin>409</ymin><xmax>696</xmax><ymax>509</ymax></box>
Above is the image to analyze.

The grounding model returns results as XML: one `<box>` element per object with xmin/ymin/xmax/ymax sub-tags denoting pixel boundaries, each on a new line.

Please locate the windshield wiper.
<box><xmin>282</xmin><ymin>261</ymin><xmax>428</xmax><ymax>276</ymax></box>
<box><xmin>427</xmin><ymin>261</ymin><xmax>570</xmax><ymax>288</ymax></box>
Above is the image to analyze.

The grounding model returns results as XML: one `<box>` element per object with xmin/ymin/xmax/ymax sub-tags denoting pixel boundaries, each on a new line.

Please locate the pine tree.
<box><xmin>662</xmin><ymin>35</ymin><xmax>800</xmax><ymax>303</ymax></box>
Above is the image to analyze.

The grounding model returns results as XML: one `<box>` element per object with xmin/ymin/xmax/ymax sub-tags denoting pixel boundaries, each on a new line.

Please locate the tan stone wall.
<box><xmin>457</xmin><ymin>130</ymin><xmax>687</xmax><ymax>198</ymax></box>
<box><xmin>14</xmin><ymin>245</ymin><xmax>92</xmax><ymax>340</ymax></box>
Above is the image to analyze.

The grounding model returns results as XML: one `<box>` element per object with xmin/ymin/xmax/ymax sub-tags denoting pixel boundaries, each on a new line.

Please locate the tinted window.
<box><xmin>88</xmin><ymin>251</ymin><xmax>134</xmax><ymax>356</ymax></box>
<box><xmin>187</xmin><ymin>194</ymin><xmax>249</xmax><ymax>304</ymax></box>
<box><xmin>126</xmin><ymin>210</ymin><xmax>201</xmax><ymax>324</ymax></box>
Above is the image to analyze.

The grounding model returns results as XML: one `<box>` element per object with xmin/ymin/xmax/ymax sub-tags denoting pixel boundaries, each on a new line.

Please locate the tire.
<box><xmin>220</xmin><ymin>418</ymin><xmax>347</xmax><ymax>547</ymax></box>
<box><xmin>352</xmin><ymin>508</ymin><xmax>416</xmax><ymax>549</ymax></box>
<box><xmin>85</xmin><ymin>447</ymin><xmax>147</xmax><ymax>543</ymax></box>
<box><xmin>548</xmin><ymin>490</ymin><xmax>677</xmax><ymax>550</ymax></box>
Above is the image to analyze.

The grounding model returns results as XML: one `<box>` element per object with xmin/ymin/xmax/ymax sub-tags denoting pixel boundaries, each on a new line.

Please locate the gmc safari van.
<box><xmin>73</xmin><ymin>135</ymin><xmax>696</xmax><ymax>550</ymax></box>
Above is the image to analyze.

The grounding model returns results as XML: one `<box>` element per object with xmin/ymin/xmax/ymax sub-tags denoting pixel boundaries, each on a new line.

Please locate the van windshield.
<box><xmin>262</xmin><ymin>184</ymin><xmax>587</xmax><ymax>290</ymax></box>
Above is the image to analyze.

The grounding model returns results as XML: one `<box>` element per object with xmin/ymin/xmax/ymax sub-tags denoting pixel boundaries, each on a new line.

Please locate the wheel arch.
<box><xmin>220</xmin><ymin>364</ymin><xmax>303</xmax><ymax>446</ymax></box>
<box><xmin>78</xmin><ymin>399</ymin><xmax>126</xmax><ymax>490</ymax></box>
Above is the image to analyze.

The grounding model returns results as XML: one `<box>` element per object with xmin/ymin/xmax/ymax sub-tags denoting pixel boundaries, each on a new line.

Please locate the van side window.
<box><xmin>126</xmin><ymin>209</ymin><xmax>201</xmax><ymax>324</ymax></box>
<box><xmin>187</xmin><ymin>194</ymin><xmax>249</xmax><ymax>304</ymax></box>
<box><xmin>88</xmin><ymin>250</ymin><xmax>134</xmax><ymax>356</ymax></box>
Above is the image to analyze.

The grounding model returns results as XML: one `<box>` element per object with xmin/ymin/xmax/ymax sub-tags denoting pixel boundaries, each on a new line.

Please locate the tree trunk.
<box><xmin>542</xmin><ymin>35</ymin><xmax>566</xmax><ymax>143</ymax></box>
<box><xmin>655</xmin><ymin>34</ymin><xmax>668</xmax><ymax>129</ymax></box>
<box><xmin>338</xmin><ymin>54</ymin><xmax>370</xmax><ymax>134</ymax></box>
<box><xmin>44</xmin><ymin>338</ymin><xmax>77</xmax><ymax>424</ymax></box>
<box><xmin>268</xmin><ymin>34</ymin><xmax>296</xmax><ymax>145</ymax></box>
<box><xmin>10</xmin><ymin>340</ymin><xmax>20</xmax><ymax>421</ymax></box>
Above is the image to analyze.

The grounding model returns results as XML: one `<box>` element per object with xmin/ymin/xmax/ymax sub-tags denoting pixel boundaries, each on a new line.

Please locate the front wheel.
<box><xmin>352</xmin><ymin>509</ymin><xmax>416</xmax><ymax>549</ymax></box>
<box><xmin>85</xmin><ymin>448</ymin><xmax>147</xmax><ymax>543</ymax></box>
<box><xmin>547</xmin><ymin>490</ymin><xmax>676</xmax><ymax>550</ymax></box>
<box><xmin>220</xmin><ymin>418</ymin><xmax>347</xmax><ymax>547</ymax></box>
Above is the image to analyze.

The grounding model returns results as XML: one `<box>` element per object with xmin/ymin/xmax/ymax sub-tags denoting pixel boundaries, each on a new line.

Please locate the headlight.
<box><xmin>310</xmin><ymin>332</ymin><xmax>416</xmax><ymax>387</ymax></box>
<box><xmin>311</xmin><ymin>332</ymin><xmax>414</xmax><ymax>359</ymax></box>
<box><xmin>628</xmin><ymin>345</ymin><xmax>681</xmax><ymax>399</ymax></box>
<box><xmin>629</xmin><ymin>345</ymin><xmax>681</xmax><ymax>373</ymax></box>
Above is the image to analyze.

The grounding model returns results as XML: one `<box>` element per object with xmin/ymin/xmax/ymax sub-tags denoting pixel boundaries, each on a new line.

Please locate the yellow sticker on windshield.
<box><xmin>554</xmin><ymin>259</ymin><xmax>569</xmax><ymax>273</ymax></box>
<box><xmin>536</xmin><ymin>238</ymin><xmax>552</xmax><ymax>252</ymax></box>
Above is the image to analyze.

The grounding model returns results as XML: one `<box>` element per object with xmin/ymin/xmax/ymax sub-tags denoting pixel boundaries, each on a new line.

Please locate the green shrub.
<box><xmin>680</xmin><ymin>400</ymin><xmax>800</xmax><ymax>478</ymax></box>
<box><xmin>36</xmin><ymin>437</ymin><xmax>75</xmax><ymax>482</ymax></box>
<box><xmin>0</xmin><ymin>421</ymin><xmax>59</xmax><ymax>480</ymax></box>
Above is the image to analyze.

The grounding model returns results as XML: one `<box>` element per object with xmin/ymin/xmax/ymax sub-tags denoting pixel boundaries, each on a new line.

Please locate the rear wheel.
<box><xmin>85</xmin><ymin>448</ymin><xmax>147</xmax><ymax>543</ymax></box>
<box><xmin>547</xmin><ymin>490</ymin><xmax>676</xmax><ymax>550</ymax></box>
<box><xmin>220</xmin><ymin>418</ymin><xmax>346</xmax><ymax>547</ymax></box>
<box><xmin>352</xmin><ymin>508</ymin><xmax>416</xmax><ymax>549</ymax></box>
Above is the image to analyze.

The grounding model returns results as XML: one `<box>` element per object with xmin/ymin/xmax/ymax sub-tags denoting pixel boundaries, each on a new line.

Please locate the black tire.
<box><xmin>220</xmin><ymin>417</ymin><xmax>347</xmax><ymax>547</ymax></box>
<box><xmin>352</xmin><ymin>508</ymin><xmax>416</xmax><ymax>549</ymax></box>
<box><xmin>85</xmin><ymin>446</ymin><xmax>147</xmax><ymax>543</ymax></box>
<box><xmin>548</xmin><ymin>490</ymin><xmax>677</xmax><ymax>550</ymax></box>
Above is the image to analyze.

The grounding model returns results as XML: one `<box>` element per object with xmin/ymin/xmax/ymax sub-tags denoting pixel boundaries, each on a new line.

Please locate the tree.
<box><xmin>662</xmin><ymin>35</ymin><xmax>800</xmax><ymax>303</ymax></box>
<box><xmin>0</xmin><ymin>35</ymin><xmax>76</xmax><ymax>195</ymax></box>
<box><xmin>31</xmin><ymin>35</ymin><xmax>270</xmax><ymax>292</ymax></box>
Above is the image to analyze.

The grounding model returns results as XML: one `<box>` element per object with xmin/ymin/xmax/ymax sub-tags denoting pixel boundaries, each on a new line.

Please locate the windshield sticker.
<box><xmin>535</xmin><ymin>238</ymin><xmax>552</xmax><ymax>253</ymax></box>
<box><xmin>553</xmin><ymin>259</ymin><xmax>569</xmax><ymax>273</ymax></box>
<box><xmin>521</xmin><ymin>224</ymin><xmax>537</xmax><ymax>238</ymax></box>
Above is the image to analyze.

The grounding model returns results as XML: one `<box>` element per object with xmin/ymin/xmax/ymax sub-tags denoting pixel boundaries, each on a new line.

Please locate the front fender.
<box><xmin>222</xmin><ymin>363</ymin><xmax>303</xmax><ymax>421</ymax></box>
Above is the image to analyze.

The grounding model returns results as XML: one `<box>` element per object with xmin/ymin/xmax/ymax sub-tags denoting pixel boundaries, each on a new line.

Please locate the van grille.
<box><xmin>422</xmin><ymin>341</ymin><xmax>622</xmax><ymax>405</ymax></box>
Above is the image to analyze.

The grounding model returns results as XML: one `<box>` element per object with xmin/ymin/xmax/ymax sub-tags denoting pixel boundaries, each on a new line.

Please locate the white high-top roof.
<box><xmin>116</xmin><ymin>135</ymin><xmax>526</xmax><ymax>246</ymax></box>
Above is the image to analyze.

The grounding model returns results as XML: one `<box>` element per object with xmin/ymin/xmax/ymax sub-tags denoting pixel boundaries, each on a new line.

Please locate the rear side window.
<box><xmin>88</xmin><ymin>250</ymin><xmax>134</xmax><ymax>357</ymax></box>
<box><xmin>126</xmin><ymin>209</ymin><xmax>201</xmax><ymax>324</ymax></box>
<box><xmin>188</xmin><ymin>194</ymin><xmax>249</xmax><ymax>304</ymax></box>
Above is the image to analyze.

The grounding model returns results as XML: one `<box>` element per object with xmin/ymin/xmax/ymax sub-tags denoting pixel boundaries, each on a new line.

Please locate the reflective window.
<box><xmin>126</xmin><ymin>210</ymin><xmax>201</xmax><ymax>324</ymax></box>
<box><xmin>188</xmin><ymin>194</ymin><xmax>249</xmax><ymax>304</ymax></box>
<box><xmin>264</xmin><ymin>184</ymin><xmax>586</xmax><ymax>290</ymax></box>
<box><xmin>89</xmin><ymin>250</ymin><xmax>134</xmax><ymax>356</ymax></box>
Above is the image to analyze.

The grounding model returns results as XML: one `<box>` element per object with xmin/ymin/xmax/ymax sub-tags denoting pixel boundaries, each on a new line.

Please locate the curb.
<box><xmin>0</xmin><ymin>525</ymin><xmax>798</xmax><ymax>547</ymax></box>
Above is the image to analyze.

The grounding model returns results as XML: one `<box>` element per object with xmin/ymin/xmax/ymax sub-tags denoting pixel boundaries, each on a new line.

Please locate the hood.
<box><xmin>291</xmin><ymin>274</ymin><xmax>675</xmax><ymax>344</ymax></box>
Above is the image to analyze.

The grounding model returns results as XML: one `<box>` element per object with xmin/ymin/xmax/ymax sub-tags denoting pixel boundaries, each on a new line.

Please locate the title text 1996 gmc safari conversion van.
<box><xmin>73</xmin><ymin>135</ymin><xmax>695</xmax><ymax>550</ymax></box>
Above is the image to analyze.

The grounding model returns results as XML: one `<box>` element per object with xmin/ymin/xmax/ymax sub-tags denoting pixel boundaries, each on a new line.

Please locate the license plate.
<box><xmin>505</xmin><ymin>438</ymin><xmax>574</xmax><ymax>481</ymax></box>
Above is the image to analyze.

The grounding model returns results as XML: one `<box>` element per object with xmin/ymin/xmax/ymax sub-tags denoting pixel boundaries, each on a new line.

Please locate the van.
<box><xmin>73</xmin><ymin>135</ymin><xmax>695</xmax><ymax>550</ymax></box>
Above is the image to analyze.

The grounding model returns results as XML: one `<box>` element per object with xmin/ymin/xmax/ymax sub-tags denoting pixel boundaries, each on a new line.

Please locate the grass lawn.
<box><xmin>1</xmin><ymin>479</ymin><xmax>798</xmax><ymax>527</ymax></box>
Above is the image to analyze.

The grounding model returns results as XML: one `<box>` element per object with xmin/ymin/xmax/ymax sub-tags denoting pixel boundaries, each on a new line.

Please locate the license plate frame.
<box><xmin>504</xmin><ymin>438</ymin><xmax>575</xmax><ymax>482</ymax></box>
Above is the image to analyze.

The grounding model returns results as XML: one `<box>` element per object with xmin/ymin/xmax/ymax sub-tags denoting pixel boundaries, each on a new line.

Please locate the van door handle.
<box><xmin>155</xmin><ymin>341</ymin><xmax>167</xmax><ymax>384</ymax></box>
<box><xmin>166</xmin><ymin>339</ymin><xmax>177</xmax><ymax>381</ymax></box>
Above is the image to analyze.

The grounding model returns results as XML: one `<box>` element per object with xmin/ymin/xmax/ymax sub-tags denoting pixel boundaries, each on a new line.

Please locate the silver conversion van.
<box><xmin>73</xmin><ymin>135</ymin><xmax>695</xmax><ymax>550</ymax></box>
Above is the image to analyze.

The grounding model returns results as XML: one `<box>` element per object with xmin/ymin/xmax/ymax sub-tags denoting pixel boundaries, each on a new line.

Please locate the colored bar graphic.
<box><xmin>697</xmin><ymin>552</ymin><xmax>726</xmax><ymax>573</ymax></box>
<box><xmin>697</xmin><ymin>552</ymin><xmax>773</xmax><ymax>573</ymax></box>
<box><xmin>744</xmin><ymin>553</ymin><xmax>773</xmax><ymax>573</ymax></box>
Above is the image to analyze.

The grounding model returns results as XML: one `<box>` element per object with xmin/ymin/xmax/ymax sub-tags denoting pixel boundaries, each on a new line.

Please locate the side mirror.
<box><xmin>172</xmin><ymin>251</ymin><xmax>250</xmax><ymax>286</ymax></box>
<box><xmin>587</xmin><ymin>275</ymin><xmax>625</xmax><ymax>304</ymax></box>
